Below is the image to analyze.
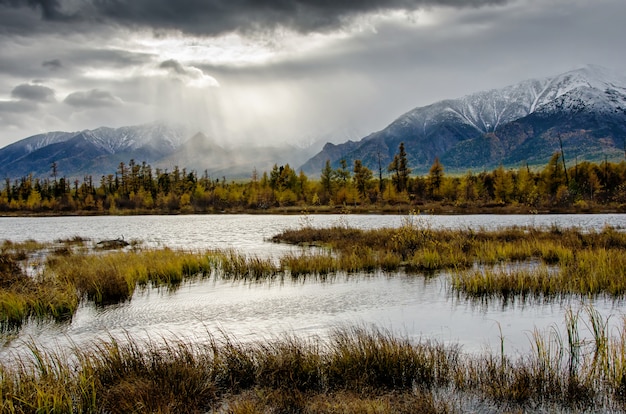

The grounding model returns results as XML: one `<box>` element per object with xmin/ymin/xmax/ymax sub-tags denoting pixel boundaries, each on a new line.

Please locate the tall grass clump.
<box><xmin>47</xmin><ymin>252</ymin><xmax>137</xmax><ymax>305</ymax></box>
<box><xmin>325</xmin><ymin>327</ymin><xmax>454</xmax><ymax>392</ymax></box>
<box><xmin>1</xmin><ymin>251</ymin><xmax>78</xmax><ymax>330</ymax></box>
<box><xmin>208</xmin><ymin>249</ymin><xmax>279</xmax><ymax>280</ymax></box>
<box><xmin>564</xmin><ymin>248</ymin><xmax>626</xmax><ymax>296</ymax></box>
<box><xmin>86</xmin><ymin>336</ymin><xmax>218</xmax><ymax>412</ymax></box>
<box><xmin>0</xmin><ymin>252</ymin><xmax>30</xmax><ymax>328</ymax></box>
<box><xmin>1</xmin><ymin>239</ymin><xmax>46</xmax><ymax>261</ymax></box>
<box><xmin>451</xmin><ymin>264</ymin><xmax>556</xmax><ymax>300</ymax></box>
<box><xmin>46</xmin><ymin>248</ymin><xmax>220</xmax><ymax>305</ymax></box>
<box><xmin>3</xmin><ymin>243</ymin><xmax>286</xmax><ymax>327</ymax></box>
<box><xmin>281</xmin><ymin>252</ymin><xmax>337</xmax><ymax>277</ymax></box>
<box><xmin>252</xmin><ymin>337</ymin><xmax>324</xmax><ymax>393</ymax></box>
<box><xmin>275</xmin><ymin>222</ymin><xmax>626</xmax><ymax>299</ymax></box>
<box><xmin>457</xmin><ymin>307</ymin><xmax>626</xmax><ymax>410</ymax></box>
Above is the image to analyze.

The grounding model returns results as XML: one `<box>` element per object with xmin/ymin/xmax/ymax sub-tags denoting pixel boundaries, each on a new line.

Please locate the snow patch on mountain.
<box><xmin>391</xmin><ymin>65</ymin><xmax>626</xmax><ymax>136</ymax></box>
<box><xmin>5</xmin><ymin>122</ymin><xmax>191</xmax><ymax>158</ymax></box>
<box><xmin>84</xmin><ymin>123</ymin><xmax>189</xmax><ymax>154</ymax></box>
<box><xmin>535</xmin><ymin>66</ymin><xmax>626</xmax><ymax>115</ymax></box>
<box><xmin>23</xmin><ymin>131</ymin><xmax>76</xmax><ymax>153</ymax></box>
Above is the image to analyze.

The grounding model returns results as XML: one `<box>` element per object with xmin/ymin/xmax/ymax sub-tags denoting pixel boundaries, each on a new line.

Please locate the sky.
<box><xmin>0</xmin><ymin>0</ymin><xmax>625</xmax><ymax>149</ymax></box>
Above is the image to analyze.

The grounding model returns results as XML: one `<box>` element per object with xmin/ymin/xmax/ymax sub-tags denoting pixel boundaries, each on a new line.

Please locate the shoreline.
<box><xmin>1</xmin><ymin>202</ymin><xmax>625</xmax><ymax>217</ymax></box>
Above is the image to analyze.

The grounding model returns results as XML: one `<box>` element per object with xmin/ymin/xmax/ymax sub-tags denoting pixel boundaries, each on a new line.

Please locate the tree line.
<box><xmin>2</xmin><ymin>144</ymin><xmax>626</xmax><ymax>214</ymax></box>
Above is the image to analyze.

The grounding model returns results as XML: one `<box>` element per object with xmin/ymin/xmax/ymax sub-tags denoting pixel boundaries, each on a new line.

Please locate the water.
<box><xmin>1</xmin><ymin>214</ymin><xmax>626</xmax><ymax>359</ymax></box>
<box><xmin>1</xmin><ymin>213</ymin><xmax>624</xmax><ymax>254</ymax></box>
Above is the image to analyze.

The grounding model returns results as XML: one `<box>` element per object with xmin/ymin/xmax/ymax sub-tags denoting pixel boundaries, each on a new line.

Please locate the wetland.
<box><xmin>1</xmin><ymin>213</ymin><xmax>626</xmax><ymax>412</ymax></box>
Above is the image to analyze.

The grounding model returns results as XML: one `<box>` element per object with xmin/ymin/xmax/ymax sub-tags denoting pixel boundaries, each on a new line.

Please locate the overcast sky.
<box><xmin>0</xmin><ymin>0</ymin><xmax>625</xmax><ymax>148</ymax></box>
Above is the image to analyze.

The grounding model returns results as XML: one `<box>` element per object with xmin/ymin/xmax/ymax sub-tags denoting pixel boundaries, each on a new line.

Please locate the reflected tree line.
<box><xmin>2</xmin><ymin>144</ymin><xmax>626</xmax><ymax>213</ymax></box>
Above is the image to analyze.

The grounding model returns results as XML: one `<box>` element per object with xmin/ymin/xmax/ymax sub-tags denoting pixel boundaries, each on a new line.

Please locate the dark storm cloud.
<box><xmin>69</xmin><ymin>48</ymin><xmax>155</xmax><ymax>69</ymax></box>
<box><xmin>63</xmin><ymin>89</ymin><xmax>121</xmax><ymax>108</ymax></box>
<box><xmin>0</xmin><ymin>0</ymin><xmax>62</xmax><ymax>19</ymax></box>
<box><xmin>1</xmin><ymin>0</ymin><xmax>508</xmax><ymax>35</ymax></box>
<box><xmin>0</xmin><ymin>45</ymin><xmax>153</xmax><ymax>80</ymax></box>
<box><xmin>11</xmin><ymin>83</ymin><xmax>55</xmax><ymax>102</ymax></box>
<box><xmin>42</xmin><ymin>59</ymin><xmax>62</xmax><ymax>70</ymax></box>
<box><xmin>91</xmin><ymin>0</ymin><xmax>511</xmax><ymax>34</ymax></box>
<box><xmin>160</xmin><ymin>59</ymin><xmax>186</xmax><ymax>75</ymax></box>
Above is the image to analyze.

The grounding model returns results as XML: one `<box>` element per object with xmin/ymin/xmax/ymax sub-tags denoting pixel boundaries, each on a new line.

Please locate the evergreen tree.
<box><xmin>541</xmin><ymin>152</ymin><xmax>566</xmax><ymax>198</ymax></box>
<box><xmin>320</xmin><ymin>160</ymin><xmax>335</xmax><ymax>202</ymax></box>
<box><xmin>493</xmin><ymin>165</ymin><xmax>514</xmax><ymax>203</ymax></box>
<box><xmin>388</xmin><ymin>142</ymin><xmax>411</xmax><ymax>193</ymax></box>
<box><xmin>427</xmin><ymin>157</ymin><xmax>444</xmax><ymax>199</ymax></box>
<box><xmin>459</xmin><ymin>171</ymin><xmax>477</xmax><ymax>203</ymax></box>
<box><xmin>353</xmin><ymin>160</ymin><xmax>373</xmax><ymax>201</ymax></box>
<box><xmin>515</xmin><ymin>165</ymin><xmax>538</xmax><ymax>206</ymax></box>
<box><xmin>335</xmin><ymin>159</ymin><xmax>351</xmax><ymax>185</ymax></box>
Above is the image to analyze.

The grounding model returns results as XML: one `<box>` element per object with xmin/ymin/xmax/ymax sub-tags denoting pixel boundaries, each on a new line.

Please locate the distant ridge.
<box><xmin>300</xmin><ymin>65</ymin><xmax>626</xmax><ymax>175</ymax></box>
<box><xmin>0</xmin><ymin>123</ymin><xmax>190</xmax><ymax>179</ymax></box>
<box><xmin>0</xmin><ymin>123</ymin><xmax>317</xmax><ymax>180</ymax></box>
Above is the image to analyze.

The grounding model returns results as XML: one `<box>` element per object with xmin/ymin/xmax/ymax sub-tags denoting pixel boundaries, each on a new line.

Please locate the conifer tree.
<box><xmin>320</xmin><ymin>160</ymin><xmax>335</xmax><ymax>202</ymax></box>
<box><xmin>427</xmin><ymin>157</ymin><xmax>444</xmax><ymax>199</ymax></box>
<box><xmin>388</xmin><ymin>142</ymin><xmax>411</xmax><ymax>193</ymax></box>
<box><xmin>353</xmin><ymin>159</ymin><xmax>373</xmax><ymax>201</ymax></box>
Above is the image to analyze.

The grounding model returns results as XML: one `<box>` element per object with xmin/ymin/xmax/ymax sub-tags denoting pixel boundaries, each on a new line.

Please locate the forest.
<box><xmin>1</xmin><ymin>143</ymin><xmax>626</xmax><ymax>214</ymax></box>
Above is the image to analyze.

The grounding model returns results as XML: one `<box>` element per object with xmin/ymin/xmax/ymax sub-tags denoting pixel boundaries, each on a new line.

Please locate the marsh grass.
<box><xmin>210</xmin><ymin>249</ymin><xmax>279</xmax><ymax>280</ymax></box>
<box><xmin>1</xmin><ymin>239</ymin><xmax>46</xmax><ymax>262</ymax></box>
<box><xmin>3</xmin><ymin>218</ymin><xmax>626</xmax><ymax>411</ymax></box>
<box><xmin>0</xmin><ymin>250</ymin><xmax>78</xmax><ymax>330</ymax></box>
<box><xmin>275</xmin><ymin>222</ymin><xmax>626</xmax><ymax>299</ymax></box>
<box><xmin>452</xmin><ymin>247</ymin><xmax>626</xmax><ymax>299</ymax></box>
<box><xmin>3</xmin><ymin>313</ymin><xmax>626</xmax><ymax>413</ymax></box>
<box><xmin>1</xmin><ymin>245</ymin><xmax>282</xmax><ymax>327</ymax></box>
<box><xmin>0</xmin><ymin>237</ymin><xmax>97</xmax><ymax>329</ymax></box>
<box><xmin>46</xmin><ymin>248</ymin><xmax>219</xmax><ymax>305</ymax></box>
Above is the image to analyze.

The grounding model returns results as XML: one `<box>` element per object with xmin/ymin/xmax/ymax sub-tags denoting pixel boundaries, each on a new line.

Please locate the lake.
<box><xmin>1</xmin><ymin>213</ymin><xmax>626</xmax><ymax>360</ymax></box>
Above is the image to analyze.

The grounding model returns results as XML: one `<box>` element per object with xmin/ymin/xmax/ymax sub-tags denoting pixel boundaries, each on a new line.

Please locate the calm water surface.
<box><xmin>1</xmin><ymin>214</ymin><xmax>625</xmax><ymax>359</ymax></box>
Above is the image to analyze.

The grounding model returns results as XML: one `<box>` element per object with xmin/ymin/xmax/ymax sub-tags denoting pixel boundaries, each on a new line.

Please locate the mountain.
<box><xmin>0</xmin><ymin>123</ymin><xmax>190</xmax><ymax>179</ymax></box>
<box><xmin>0</xmin><ymin>122</ymin><xmax>319</xmax><ymax>180</ymax></box>
<box><xmin>300</xmin><ymin>65</ymin><xmax>626</xmax><ymax>175</ymax></box>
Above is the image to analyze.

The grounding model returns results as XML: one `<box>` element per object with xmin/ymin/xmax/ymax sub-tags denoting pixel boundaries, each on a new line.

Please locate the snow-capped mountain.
<box><xmin>80</xmin><ymin>123</ymin><xmax>189</xmax><ymax>154</ymax></box>
<box><xmin>22</xmin><ymin>131</ymin><xmax>76</xmax><ymax>154</ymax></box>
<box><xmin>301</xmin><ymin>65</ymin><xmax>626</xmax><ymax>174</ymax></box>
<box><xmin>2</xmin><ymin>123</ymin><xmax>188</xmax><ymax>160</ymax></box>
<box><xmin>0</xmin><ymin>123</ymin><xmax>191</xmax><ymax>179</ymax></box>
<box><xmin>403</xmin><ymin>65</ymin><xmax>625</xmax><ymax>135</ymax></box>
<box><xmin>0</xmin><ymin>122</ymin><xmax>318</xmax><ymax>180</ymax></box>
<box><xmin>537</xmin><ymin>65</ymin><xmax>626</xmax><ymax>113</ymax></box>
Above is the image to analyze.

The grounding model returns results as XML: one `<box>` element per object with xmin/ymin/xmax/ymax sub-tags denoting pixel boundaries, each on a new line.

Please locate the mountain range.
<box><xmin>301</xmin><ymin>65</ymin><xmax>626</xmax><ymax>175</ymax></box>
<box><xmin>0</xmin><ymin>123</ymin><xmax>318</xmax><ymax>180</ymax></box>
<box><xmin>1</xmin><ymin>65</ymin><xmax>625</xmax><ymax>180</ymax></box>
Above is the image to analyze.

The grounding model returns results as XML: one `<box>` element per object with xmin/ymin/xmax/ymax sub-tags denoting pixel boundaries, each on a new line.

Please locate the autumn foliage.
<box><xmin>2</xmin><ymin>146</ymin><xmax>626</xmax><ymax>214</ymax></box>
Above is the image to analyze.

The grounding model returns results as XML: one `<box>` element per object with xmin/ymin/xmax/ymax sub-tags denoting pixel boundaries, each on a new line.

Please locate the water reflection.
<box><xmin>2</xmin><ymin>271</ymin><xmax>623</xmax><ymax>360</ymax></box>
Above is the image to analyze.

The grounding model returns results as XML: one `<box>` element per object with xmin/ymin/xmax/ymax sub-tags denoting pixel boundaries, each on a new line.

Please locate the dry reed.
<box><xmin>2</xmin><ymin>312</ymin><xmax>625</xmax><ymax>413</ymax></box>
